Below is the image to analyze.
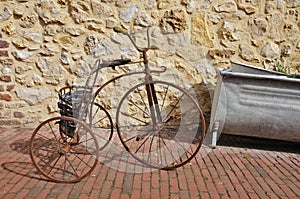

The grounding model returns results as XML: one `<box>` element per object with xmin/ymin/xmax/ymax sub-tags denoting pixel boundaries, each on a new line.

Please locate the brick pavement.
<box><xmin>0</xmin><ymin>128</ymin><xmax>299</xmax><ymax>199</ymax></box>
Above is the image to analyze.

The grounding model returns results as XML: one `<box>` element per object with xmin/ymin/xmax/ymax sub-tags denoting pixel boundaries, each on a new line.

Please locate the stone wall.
<box><xmin>0</xmin><ymin>0</ymin><xmax>300</xmax><ymax>128</ymax></box>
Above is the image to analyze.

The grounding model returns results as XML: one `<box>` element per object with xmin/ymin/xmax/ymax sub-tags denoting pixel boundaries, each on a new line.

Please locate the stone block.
<box><xmin>160</xmin><ymin>9</ymin><xmax>187</xmax><ymax>33</ymax></box>
<box><xmin>5</xmin><ymin>102</ymin><xmax>26</xmax><ymax>109</ymax></box>
<box><xmin>0</xmin><ymin>110</ymin><xmax>11</xmax><ymax>118</ymax></box>
<box><xmin>191</xmin><ymin>13</ymin><xmax>213</xmax><ymax>47</ymax></box>
<box><xmin>16</xmin><ymin>87</ymin><xmax>51</xmax><ymax>105</ymax></box>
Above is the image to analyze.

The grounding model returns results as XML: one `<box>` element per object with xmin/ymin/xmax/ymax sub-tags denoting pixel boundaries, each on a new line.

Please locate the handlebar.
<box><xmin>113</xmin><ymin>26</ymin><xmax>157</xmax><ymax>53</ymax></box>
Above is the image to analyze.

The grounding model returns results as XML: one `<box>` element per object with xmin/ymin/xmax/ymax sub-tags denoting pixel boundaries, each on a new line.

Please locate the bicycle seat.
<box><xmin>108</xmin><ymin>59</ymin><xmax>131</xmax><ymax>69</ymax></box>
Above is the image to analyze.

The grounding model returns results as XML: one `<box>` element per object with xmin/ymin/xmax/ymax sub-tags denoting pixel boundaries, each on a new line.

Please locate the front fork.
<box><xmin>145</xmin><ymin>75</ymin><xmax>162</xmax><ymax>128</ymax></box>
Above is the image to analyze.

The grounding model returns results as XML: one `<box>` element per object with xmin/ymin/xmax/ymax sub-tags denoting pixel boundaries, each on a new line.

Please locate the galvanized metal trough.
<box><xmin>208</xmin><ymin>62</ymin><xmax>300</xmax><ymax>147</ymax></box>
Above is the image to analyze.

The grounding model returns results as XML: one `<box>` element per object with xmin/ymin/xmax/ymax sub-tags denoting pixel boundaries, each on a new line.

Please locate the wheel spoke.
<box><xmin>136</xmin><ymin>88</ymin><xmax>151</xmax><ymax>117</ymax></box>
<box><xmin>121</xmin><ymin>112</ymin><xmax>150</xmax><ymax>125</ymax></box>
<box><xmin>116</xmin><ymin>81</ymin><xmax>205</xmax><ymax>170</ymax></box>
<box><xmin>30</xmin><ymin>116</ymin><xmax>99</xmax><ymax>183</ymax></box>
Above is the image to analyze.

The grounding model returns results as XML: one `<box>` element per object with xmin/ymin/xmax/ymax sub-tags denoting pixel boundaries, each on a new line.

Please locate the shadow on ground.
<box><xmin>217</xmin><ymin>134</ymin><xmax>300</xmax><ymax>154</ymax></box>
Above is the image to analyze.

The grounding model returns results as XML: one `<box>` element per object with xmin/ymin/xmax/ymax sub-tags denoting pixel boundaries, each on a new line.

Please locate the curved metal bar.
<box><xmin>150</xmin><ymin>66</ymin><xmax>167</xmax><ymax>74</ymax></box>
<box><xmin>92</xmin><ymin>70</ymin><xmax>146</xmax><ymax>101</ymax></box>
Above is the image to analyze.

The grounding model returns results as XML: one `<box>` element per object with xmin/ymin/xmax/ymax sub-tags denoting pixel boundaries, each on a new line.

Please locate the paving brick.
<box><xmin>131</xmin><ymin>189</ymin><xmax>141</xmax><ymax>199</ymax></box>
<box><xmin>151</xmin><ymin>188</ymin><xmax>160</xmax><ymax>199</ymax></box>
<box><xmin>169</xmin><ymin>173</ymin><xmax>179</xmax><ymax>194</ymax></box>
<box><xmin>151</xmin><ymin>172</ymin><xmax>159</xmax><ymax>189</ymax></box>
<box><xmin>100</xmin><ymin>180</ymin><xmax>113</xmax><ymax>198</ymax></box>
<box><xmin>187</xmin><ymin>182</ymin><xmax>200</xmax><ymax>198</ymax></box>
<box><xmin>110</xmin><ymin>188</ymin><xmax>121</xmax><ymax>199</ymax></box>
<box><xmin>141</xmin><ymin>181</ymin><xmax>151</xmax><ymax>199</ymax></box>
<box><xmin>120</xmin><ymin>193</ymin><xmax>130</xmax><ymax>199</ymax></box>
<box><xmin>177</xmin><ymin>170</ymin><xmax>188</xmax><ymax>190</ymax></box>
<box><xmin>14</xmin><ymin>188</ymin><xmax>30</xmax><ymax>198</ymax></box>
<box><xmin>121</xmin><ymin>173</ymin><xmax>134</xmax><ymax>195</ymax></box>
<box><xmin>114</xmin><ymin>171</ymin><xmax>125</xmax><ymax>189</ymax></box>
<box><xmin>0</xmin><ymin>130</ymin><xmax>299</xmax><ymax>199</ymax></box>
<box><xmin>159</xmin><ymin>181</ymin><xmax>169</xmax><ymax>199</ymax></box>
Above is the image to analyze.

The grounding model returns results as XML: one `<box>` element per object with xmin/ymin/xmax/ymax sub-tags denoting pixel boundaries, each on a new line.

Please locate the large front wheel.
<box><xmin>116</xmin><ymin>81</ymin><xmax>206</xmax><ymax>170</ymax></box>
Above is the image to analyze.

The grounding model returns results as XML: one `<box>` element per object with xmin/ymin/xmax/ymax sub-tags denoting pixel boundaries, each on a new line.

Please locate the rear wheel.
<box><xmin>29</xmin><ymin>116</ymin><xmax>99</xmax><ymax>183</ymax></box>
<box><xmin>89</xmin><ymin>103</ymin><xmax>113</xmax><ymax>150</ymax></box>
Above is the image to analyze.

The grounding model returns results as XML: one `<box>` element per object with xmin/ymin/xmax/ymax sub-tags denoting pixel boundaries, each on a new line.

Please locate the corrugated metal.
<box><xmin>208</xmin><ymin>62</ymin><xmax>300</xmax><ymax>143</ymax></box>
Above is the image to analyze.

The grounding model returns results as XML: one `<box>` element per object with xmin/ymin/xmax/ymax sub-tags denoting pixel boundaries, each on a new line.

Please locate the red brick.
<box><xmin>6</xmin><ymin>85</ymin><xmax>14</xmax><ymax>91</ymax></box>
<box><xmin>170</xmin><ymin>193</ymin><xmax>180</xmax><ymax>199</ymax></box>
<box><xmin>110</xmin><ymin>188</ymin><xmax>121</xmax><ymax>199</ymax></box>
<box><xmin>14</xmin><ymin>189</ymin><xmax>30</xmax><ymax>198</ymax></box>
<box><xmin>106</xmin><ymin>167</ymin><xmax>117</xmax><ymax>181</ymax></box>
<box><xmin>194</xmin><ymin>175</ymin><xmax>207</xmax><ymax>192</ymax></box>
<box><xmin>214</xmin><ymin>181</ymin><xmax>227</xmax><ymax>197</ymax></box>
<box><xmin>199</xmin><ymin>191</ymin><xmax>210</xmax><ymax>199</ymax></box>
<box><xmin>142</xmin><ymin>172</ymin><xmax>151</xmax><ymax>181</ymax></box>
<box><xmin>0</xmin><ymin>40</ymin><xmax>9</xmax><ymax>48</ymax></box>
<box><xmin>179</xmin><ymin>190</ymin><xmax>190</xmax><ymax>199</ymax></box>
<box><xmin>141</xmin><ymin>181</ymin><xmax>151</xmax><ymax>199</ymax></box>
<box><xmin>130</xmin><ymin>189</ymin><xmax>141</xmax><ymax>199</ymax></box>
<box><xmin>159</xmin><ymin>170</ymin><xmax>168</xmax><ymax>182</ymax></box>
<box><xmin>121</xmin><ymin>173</ymin><xmax>134</xmax><ymax>195</ymax></box>
<box><xmin>36</xmin><ymin>189</ymin><xmax>51</xmax><ymax>199</ymax></box>
<box><xmin>68</xmin><ymin>182</ymin><xmax>84</xmax><ymax>199</ymax></box>
<box><xmin>120</xmin><ymin>193</ymin><xmax>130</xmax><ymax>199</ymax></box>
<box><xmin>280</xmin><ymin>184</ymin><xmax>298</xmax><ymax>198</ymax></box>
<box><xmin>151</xmin><ymin>172</ymin><xmax>159</xmax><ymax>189</ymax></box>
<box><xmin>0</xmin><ymin>75</ymin><xmax>11</xmax><ymax>82</ymax></box>
<box><xmin>89</xmin><ymin>189</ymin><xmax>100</xmax><ymax>199</ymax></box>
<box><xmin>248</xmin><ymin>192</ymin><xmax>260</xmax><ymax>199</ymax></box>
<box><xmin>13</xmin><ymin>111</ymin><xmax>25</xmax><ymax>118</ymax></box>
<box><xmin>177</xmin><ymin>171</ymin><xmax>188</xmax><ymax>190</ymax></box>
<box><xmin>0</xmin><ymin>120</ymin><xmax>21</xmax><ymax>126</ymax></box>
<box><xmin>206</xmin><ymin>182</ymin><xmax>221</xmax><ymax>199</ymax></box>
<box><xmin>100</xmin><ymin>180</ymin><xmax>113</xmax><ymax>198</ymax></box>
<box><xmin>115</xmin><ymin>172</ymin><xmax>125</xmax><ymax>189</ymax></box>
<box><xmin>188</xmin><ymin>182</ymin><xmax>200</xmax><ymax>198</ymax></box>
<box><xmin>151</xmin><ymin>189</ymin><xmax>160</xmax><ymax>199</ymax></box>
<box><xmin>81</xmin><ymin>177</ymin><xmax>95</xmax><ymax>194</ymax></box>
<box><xmin>160</xmin><ymin>181</ymin><xmax>169</xmax><ymax>199</ymax></box>
<box><xmin>236</xmin><ymin>184</ymin><xmax>250</xmax><ymax>198</ymax></box>
<box><xmin>0</xmin><ymin>50</ymin><xmax>8</xmax><ymax>57</ymax></box>
<box><xmin>3</xmin><ymin>193</ymin><xmax>16</xmax><ymax>199</ymax></box>
<box><xmin>78</xmin><ymin>193</ymin><xmax>89</xmax><ymax>199</ymax></box>
<box><xmin>0</xmin><ymin>93</ymin><xmax>12</xmax><ymax>101</ymax></box>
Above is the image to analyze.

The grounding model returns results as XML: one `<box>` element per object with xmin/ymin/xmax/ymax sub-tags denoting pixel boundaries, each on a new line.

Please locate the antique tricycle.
<box><xmin>29</xmin><ymin>27</ymin><xmax>206</xmax><ymax>183</ymax></box>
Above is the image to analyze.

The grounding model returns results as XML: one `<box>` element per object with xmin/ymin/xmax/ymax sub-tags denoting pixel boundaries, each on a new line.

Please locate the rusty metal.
<box><xmin>30</xmin><ymin>27</ymin><xmax>206</xmax><ymax>183</ymax></box>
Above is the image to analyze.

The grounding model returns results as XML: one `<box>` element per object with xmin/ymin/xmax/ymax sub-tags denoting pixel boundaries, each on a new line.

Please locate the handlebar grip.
<box><xmin>113</xmin><ymin>26</ymin><xmax>128</xmax><ymax>34</ymax></box>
